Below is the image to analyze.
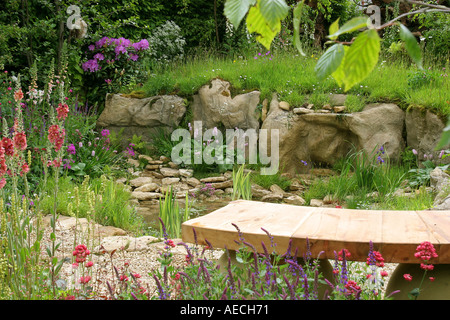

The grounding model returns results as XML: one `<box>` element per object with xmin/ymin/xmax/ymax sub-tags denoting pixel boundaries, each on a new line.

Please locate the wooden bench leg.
<box><xmin>216</xmin><ymin>250</ymin><xmax>334</xmax><ymax>299</ymax></box>
<box><xmin>385</xmin><ymin>263</ymin><xmax>450</xmax><ymax>300</ymax></box>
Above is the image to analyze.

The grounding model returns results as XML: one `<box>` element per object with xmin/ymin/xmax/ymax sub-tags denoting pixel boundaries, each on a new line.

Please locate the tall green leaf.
<box><xmin>246</xmin><ymin>0</ymin><xmax>282</xmax><ymax>49</ymax></box>
<box><xmin>328</xmin><ymin>18</ymin><xmax>340</xmax><ymax>40</ymax></box>
<box><xmin>341</xmin><ymin>29</ymin><xmax>380</xmax><ymax>91</ymax></box>
<box><xmin>259</xmin><ymin>0</ymin><xmax>290</xmax><ymax>30</ymax></box>
<box><xmin>315</xmin><ymin>43</ymin><xmax>345</xmax><ymax>80</ymax></box>
<box><xmin>327</xmin><ymin>16</ymin><xmax>369</xmax><ymax>39</ymax></box>
<box><xmin>399</xmin><ymin>23</ymin><xmax>423</xmax><ymax>70</ymax></box>
<box><xmin>224</xmin><ymin>0</ymin><xmax>256</xmax><ymax>29</ymax></box>
<box><xmin>293</xmin><ymin>1</ymin><xmax>306</xmax><ymax>56</ymax></box>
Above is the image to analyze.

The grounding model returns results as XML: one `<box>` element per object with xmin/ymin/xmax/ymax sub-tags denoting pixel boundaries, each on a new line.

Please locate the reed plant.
<box><xmin>232</xmin><ymin>165</ymin><xmax>252</xmax><ymax>200</ymax></box>
<box><xmin>158</xmin><ymin>187</ymin><xmax>191</xmax><ymax>239</ymax></box>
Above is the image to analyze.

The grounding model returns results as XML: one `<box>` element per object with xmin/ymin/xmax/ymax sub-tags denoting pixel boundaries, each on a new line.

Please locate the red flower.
<box><xmin>338</xmin><ymin>249</ymin><xmax>351</xmax><ymax>261</ymax></box>
<box><xmin>20</xmin><ymin>162</ymin><xmax>29</xmax><ymax>176</ymax></box>
<box><xmin>415</xmin><ymin>241</ymin><xmax>438</xmax><ymax>262</ymax></box>
<box><xmin>13</xmin><ymin>132</ymin><xmax>27</xmax><ymax>151</ymax></box>
<box><xmin>344</xmin><ymin>280</ymin><xmax>361</xmax><ymax>295</ymax></box>
<box><xmin>1</xmin><ymin>138</ymin><xmax>14</xmax><ymax>156</ymax></box>
<box><xmin>429</xmin><ymin>277</ymin><xmax>435</xmax><ymax>282</ymax></box>
<box><xmin>0</xmin><ymin>158</ymin><xmax>7</xmax><ymax>176</ymax></box>
<box><xmin>367</xmin><ymin>251</ymin><xmax>385</xmax><ymax>268</ymax></box>
<box><xmin>403</xmin><ymin>274</ymin><xmax>413</xmax><ymax>281</ymax></box>
<box><xmin>166</xmin><ymin>239</ymin><xmax>176</xmax><ymax>248</ymax></box>
<box><xmin>380</xmin><ymin>270</ymin><xmax>388</xmax><ymax>277</ymax></box>
<box><xmin>13</xmin><ymin>89</ymin><xmax>23</xmax><ymax>102</ymax></box>
<box><xmin>56</xmin><ymin>103</ymin><xmax>69</xmax><ymax>121</ymax></box>
<box><xmin>0</xmin><ymin>178</ymin><xmax>6</xmax><ymax>190</ymax></box>
<box><xmin>420</xmin><ymin>263</ymin><xmax>434</xmax><ymax>271</ymax></box>
<box><xmin>173</xmin><ymin>273</ymin><xmax>181</xmax><ymax>281</ymax></box>
<box><xmin>79</xmin><ymin>276</ymin><xmax>91</xmax><ymax>284</ymax></box>
<box><xmin>86</xmin><ymin>261</ymin><xmax>94</xmax><ymax>268</ymax></box>
<box><xmin>120</xmin><ymin>275</ymin><xmax>128</xmax><ymax>282</ymax></box>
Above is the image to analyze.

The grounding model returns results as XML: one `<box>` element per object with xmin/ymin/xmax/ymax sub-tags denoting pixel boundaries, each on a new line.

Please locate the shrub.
<box><xmin>147</xmin><ymin>21</ymin><xmax>186</xmax><ymax>65</ymax></box>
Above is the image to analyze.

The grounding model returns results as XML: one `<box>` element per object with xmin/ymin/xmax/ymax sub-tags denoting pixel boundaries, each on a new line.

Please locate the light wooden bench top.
<box><xmin>181</xmin><ymin>200</ymin><xmax>450</xmax><ymax>264</ymax></box>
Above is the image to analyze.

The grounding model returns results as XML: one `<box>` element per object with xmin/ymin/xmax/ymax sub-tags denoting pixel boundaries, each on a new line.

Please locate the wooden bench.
<box><xmin>182</xmin><ymin>200</ymin><xmax>450</xmax><ymax>299</ymax></box>
<box><xmin>182</xmin><ymin>200</ymin><xmax>450</xmax><ymax>264</ymax></box>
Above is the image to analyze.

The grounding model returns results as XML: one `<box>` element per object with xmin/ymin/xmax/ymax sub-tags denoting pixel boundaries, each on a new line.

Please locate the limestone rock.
<box><xmin>179</xmin><ymin>169</ymin><xmax>193</xmax><ymax>178</ymax></box>
<box><xmin>129</xmin><ymin>177</ymin><xmax>153</xmax><ymax>188</ymax></box>
<box><xmin>261</xmin><ymin>193</ymin><xmax>283</xmax><ymax>202</ymax></box>
<box><xmin>251</xmin><ymin>184</ymin><xmax>271</xmax><ymax>198</ymax></box>
<box><xmin>284</xmin><ymin>195</ymin><xmax>306</xmax><ymax>206</ymax></box>
<box><xmin>160</xmin><ymin>167</ymin><xmax>180</xmax><ymax>177</ymax></box>
<box><xmin>97</xmin><ymin>235</ymin><xmax>159</xmax><ymax>253</ymax></box>
<box><xmin>97</xmin><ymin>93</ymin><xmax>186</xmax><ymax>145</ymax></box>
<box><xmin>186</xmin><ymin>177</ymin><xmax>201</xmax><ymax>187</ymax></box>
<box><xmin>161</xmin><ymin>177</ymin><xmax>180</xmax><ymax>185</ymax></box>
<box><xmin>405</xmin><ymin>108</ymin><xmax>448</xmax><ymax>163</ymax></box>
<box><xmin>269</xmin><ymin>184</ymin><xmax>285</xmax><ymax>195</ymax></box>
<box><xmin>200</xmin><ymin>176</ymin><xmax>226</xmax><ymax>183</ymax></box>
<box><xmin>191</xmin><ymin>78</ymin><xmax>260</xmax><ymax>131</ymax></box>
<box><xmin>134</xmin><ymin>183</ymin><xmax>159</xmax><ymax>192</ymax></box>
<box><xmin>262</xmin><ymin>101</ymin><xmax>405</xmax><ymax>174</ymax></box>
<box><xmin>333</xmin><ymin>106</ymin><xmax>346</xmax><ymax>113</ymax></box>
<box><xmin>310</xmin><ymin>199</ymin><xmax>323</xmax><ymax>207</ymax></box>
<box><xmin>279</xmin><ymin>101</ymin><xmax>290</xmax><ymax>111</ymax></box>
<box><xmin>293</xmin><ymin>107</ymin><xmax>314</xmax><ymax>115</ymax></box>
<box><xmin>131</xmin><ymin>191</ymin><xmax>163</xmax><ymax>200</ymax></box>
<box><xmin>210</xmin><ymin>180</ymin><xmax>233</xmax><ymax>189</ymax></box>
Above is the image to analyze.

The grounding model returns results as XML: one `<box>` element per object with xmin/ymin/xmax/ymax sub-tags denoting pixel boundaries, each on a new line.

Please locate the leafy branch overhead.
<box><xmin>223</xmin><ymin>0</ymin><xmax>450</xmax><ymax>92</ymax></box>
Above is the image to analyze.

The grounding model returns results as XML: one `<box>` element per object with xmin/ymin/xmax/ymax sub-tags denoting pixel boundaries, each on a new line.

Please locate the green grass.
<box><xmin>250</xmin><ymin>171</ymin><xmax>292</xmax><ymax>191</ymax></box>
<box><xmin>136</xmin><ymin>49</ymin><xmax>450</xmax><ymax>116</ymax></box>
<box><xmin>38</xmin><ymin>175</ymin><xmax>144</xmax><ymax>232</ymax></box>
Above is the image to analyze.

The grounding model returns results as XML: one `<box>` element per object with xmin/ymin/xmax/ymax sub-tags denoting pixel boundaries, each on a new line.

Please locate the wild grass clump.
<box><xmin>138</xmin><ymin>50</ymin><xmax>450</xmax><ymax>116</ymax></box>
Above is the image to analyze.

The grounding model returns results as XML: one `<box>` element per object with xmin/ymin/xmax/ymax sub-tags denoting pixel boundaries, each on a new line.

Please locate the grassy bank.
<box><xmin>136</xmin><ymin>49</ymin><xmax>450</xmax><ymax>116</ymax></box>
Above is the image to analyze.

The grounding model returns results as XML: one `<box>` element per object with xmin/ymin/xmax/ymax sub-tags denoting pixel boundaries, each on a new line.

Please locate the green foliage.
<box><xmin>408</xmin><ymin>160</ymin><xmax>449</xmax><ymax>188</ymax></box>
<box><xmin>250</xmin><ymin>171</ymin><xmax>291</xmax><ymax>191</ymax></box>
<box><xmin>158</xmin><ymin>187</ymin><xmax>191</xmax><ymax>239</ymax></box>
<box><xmin>232</xmin><ymin>165</ymin><xmax>252</xmax><ymax>200</ymax></box>
<box><xmin>147</xmin><ymin>21</ymin><xmax>186</xmax><ymax>65</ymax></box>
<box><xmin>407</xmin><ymin>69</ymin><xmax>436</xmax><ymax>88</ymax></box>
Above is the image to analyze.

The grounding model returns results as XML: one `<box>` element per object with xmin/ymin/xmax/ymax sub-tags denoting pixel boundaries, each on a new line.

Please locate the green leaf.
<box><xmin>331</xmin><ymin>46</ymin><xmax>349</xmax><ymax>87</ymax></box>
<box><xmin>328</xmin><ymin>16</ymin><xmax>369</xmax><ymax>39</ymax></box>
<box><xmin>328</xmin><ymin>18</ymin><xmax>340</xmax><ymax>41</ymax></box>
<box><xmin>436</xmin><ymin>118</ymin><xmax>450</xmax><ymax>149</ymax></box>
<box><xmin>224</xmin><ymin>0</ymin><xmax>256</xmax><ymax>29</ymax></box>
<box><xmin>315</xmin><ymin>43</ymin><xmax>345</xmax><ymax>80</ymax></box>
<box><xmin>399</xmin><ymin>23</ymin><xmax>423</xmax><ymax>70</ymax></box>
<box><xmin>246</xmin><ymin>0</ymin><xmax>281</xmax><ymax>49</ymax></box>
<box><xmin>259</xmin><ymin>0</ymin><xmax>290</xmax><ymax>30</ymax></box>
<box><xmin>408</xmin><ymin>288</ymin><xmax>420</xmax><ymax>300</ymax></box>
<box><xmin>293</xmin><ymin>1</ymin><xmax>306</xmax><ymax>56</ymax></box>
<box><xmin>341</xmin><ymin>29</ymin><xmax>381</xmax><ymax>91</ymax></box>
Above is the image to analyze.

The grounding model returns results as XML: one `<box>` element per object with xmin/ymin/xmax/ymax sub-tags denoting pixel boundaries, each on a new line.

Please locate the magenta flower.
<box><xmin>67</xmin><ymin>144</ymin><xmax>76</xmax><ymax>155</ymax></box>
<box><xmin>93</xmin><ymin>53</ymin><xmax>105</xmax><ymax>61</ymax></box>
<box><xmin>101</xmin><ymin>129</ymin><xmax>110</xmax><ymax>137</ymax></box>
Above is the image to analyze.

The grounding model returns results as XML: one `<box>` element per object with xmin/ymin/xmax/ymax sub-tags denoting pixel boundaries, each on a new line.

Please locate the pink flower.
<box><xmin>338</xmin><ymin>249</ymin><xmax>351</xmax><ymax>261</ymax></box>
<box><xmin>20</xmin><ymin>162</ymin><xmax>29</xmax><ymax>176</ymax></box>
<box><xmin>56</xmin><ymin>103</ymin><xmax>69</xmax><ymax>121</ymax></box>
<box><xmin>13</xmin><ymin>132</ymin><xmax>27</xmax><ymax>151</ymax></box>
<box><xmin>79</xmin><ymin>276</ymin><xmax>91</xmax><ymax>284</ymax></box>
<box><xmin>415</xmin><ymin>241</ymin><xmax>438</xmax><ymax>262</ymax></box>
<box><xmin>0</xmin><ymin>178</ymin><xmax>6</xmax><ymax>190</ymax></box>
<box><xmin>380</xmin><ymin>270</ymin><xmax>388</xmax><ymax>277</ymax></box>
<box><xmin>1</xmin><ymin>138</ymin><xmax>14</xmax><ymax>156</ymax></box>
<box><xmin>13</xmin><ymin>89</ymin><xmax>24</xmax><ymax>102</ymax></box>
<box><xmin>403</xmin><ymin>274</ymin><xmax>413</xmax><ymax>281</ymax></box>
<box><xmin>86</xmin><ymin>261</ymin><xmax>94</xmax><ymax>268</ymax></box>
